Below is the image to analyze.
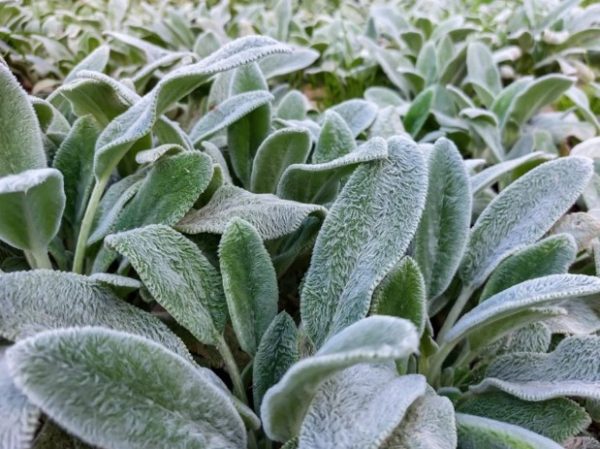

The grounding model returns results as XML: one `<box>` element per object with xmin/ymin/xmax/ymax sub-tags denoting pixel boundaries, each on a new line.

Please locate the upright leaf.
<box><xmin>301</xmin><ymin>136</ymin><xmax>428</xmax><ymax>347</ymax></box>
<box><xmin>7</xmin><ymin>328</ymin><xmax>247</xmax><ymax>449</ymax></box>
<box><xmin>106</xmin><ymin>225</ymin><xmax>226</xmax><ymax>346</ymax></box>
<box><xmin>330</xmin><ymin>100</ymin><xmax>378</xmax><ymax>137</ymax></box>
<box><xmin>253</xmin><ymin>312</ymin><xmax>298</xmax><ymax>411</ymax></box>
<box><xmin>219</xmin><ymin>218</ymin><xmax>278</xmax><ymax>355</ymax></box>
<box><xmin>261</xmin><ymin>316</ymin><xmax>419</xmax><ymax>442</ymax></box>
<box><xmin>414</xmin><ymin>138</ymin><xmax>471</xmax><ymax>300</ymax></box>
<box><xmin>404</xmin><ymin>87</ymin><xmax>434</xmax><ymax>137</ymax></box>
<box><xmin>371</xmin><ymin>257</ymin><xmax>426</xmax><ymax>336</ymax></box>
<box><xmin>0</xmin><ymin>270</ymin><xmax>190</xmax><ymax>358</ymax></box>
<box><xmin>312</xmin><ymin>111</ymin><xmax>356</xmax><ymax>164</ymax></box>
<box><xmin>467</xmin><ymin>42</ymin><xmax>502</xmax><ymax>103</ymax></box>
<box><xmin>480</xmin><ymin>234</ymin><xmax>577</xmax><ymax>301</ymax></box>
<box><xmin>0</xmin><ymin>63</ymin><xmax>45</xmax><ymax>176</ymax></box>
<box><xmin>250</xmin><ymin>127</ymin><xmax>311</xmax><ymax>193</ymax></box>
<box><xmin>460</xmin><ymin>157</ymin><xmax>593</xmax><ymax>289</ymax></box>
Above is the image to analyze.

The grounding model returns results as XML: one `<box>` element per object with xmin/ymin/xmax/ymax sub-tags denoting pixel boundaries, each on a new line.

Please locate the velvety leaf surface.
<box><xmin>414</xmin><ymin>138</ymin><xmax>471</xmax><ymax>300</ymax></box>
<box><xmin>457</xmin><ymin>391</ymin><xmax>591</xmax><ymax>442</ymax></box>
<box><xmin>312</xmin><ymin>110</ymin><xmax>356</xmax><ymax>164</ymax></box>
<box><xmin>301</xmin><ymin>136</ymin><xmax>427</xmax><ymax>347</ymax></box>
<box><xmin>112</xmin><ymin>152</ymin><xmax>213</xmax><ymax>232</ymax></box>
<box><xmin>456</xmin><ymin>413</ymin><xmax>564</xmax><ymax>449</ymax></box>
<box><xmin>445</xmin><ymin>274</ymin><xmax>600</xmax><ymax>344</ymax></box>
<box><xmin>253</xmin><ymin>312</ymin><xmax>298</xmax><ymax>411</ymax></box>
<box><xmin>299</xmin><ymin>365</ymin><xmax>427</xmax><ymax>449</ymax></box>
<box><xmin>330</xmin><ymin>99</ymin><xmax>378</xmax><ymax>137</ymax></box>
<box><xmin>177</xmin><ymin>184</ymin><xmax>326</xmax><ymax>240</ymax></box>
<box><xmin>472</xmin><ymin>336</ymin><xmax>600</xmax><ymax>400</ymax></box>
<box><xmin>250</xmin><ymin>127</ymin><xmax>311</xmax><ymax>193</ymax></box>
<box><xmin>0</xmin><ymin>168</ymin><xmax>65</xmax><ymax>252</ymax></box>
<box><xmin>383</xmin><ymin>389</ymin><xmax>457</xmax><ymax>449</ymax></box>
<box><xmin>460</xmin><ymin>157</ymin><xmax>593</xmax><ymax>288</ymax></box>
<box><xmin>52</xmin><ymin>116</ymin><xmax>99</xmax><ymax>230</ymax></box>
<box><xmin>219</xmin><ymin>218</ymin><xmax>278</xmax><ymax>355</ymax></box>
<box><xmin>0</xmin><ymin>63</ymin><xmax>46</xmax><ymax>176</ymax></box>
<box><xmin>0</xmin><ymin>270</ymin><xmax>189</xmax><ymax>358</ymax></box>
<box><xmin>480</xmin><ymin>234</ymin><xmax>577</xmax><ymax>301</ymax></box>
<box><xmin>189</xmin><ymin>91</ymin><xmax>273</xmax><ymax>144</ymax></box>
<box><xmin>277</xmin><ymin>137</ymin><xmax>388</xmax><ymax>204</ymax></box>
<box><xmin>106</xmin><ymin>225</ymin><xmax>226</xmax><ymax>345</ymax></box>
<box><xmin>261</xmin><ymin>316</ymin><xmax>419</xmax><ymax>442</ymax></box>
<box><xmin>371</xmin><ymin>257</ymin><xmax>426</xmax><ymax>335</ymax></box>
<box><xmin>0</xmin><ymin>348</ymin><xmax>40</xmax><ymax>449</ymax></box>
<box><xmin>6</xmin><ymin>328</ymin><xmax>247</xmax><ymax>449</ymax></box>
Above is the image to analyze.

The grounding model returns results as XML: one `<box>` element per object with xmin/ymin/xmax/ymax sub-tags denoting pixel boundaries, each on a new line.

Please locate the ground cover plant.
<box><xmin>1</xmin><ymin>0</ymin><xmax>600</xmax><ymax>448</ymax></box>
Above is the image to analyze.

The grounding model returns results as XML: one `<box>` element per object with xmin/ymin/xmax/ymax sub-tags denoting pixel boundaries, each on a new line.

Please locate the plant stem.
<box><xmin>72</xmin><ymin>177</ymin><xmax>108</xmax><ymax>274</ymax></box>
<box><xmin>216</xmin><ymin>337</ymin><xmax>249</xmax><ymax>405</ymax></box>
<box><xmin>426</xmin><ymin>340</ymin><xmax>456</xmax><ymax>387</ymax></box>
<box><xmin>25</xmin><ymin>247</ymin><xmax>52</xmax><ymax>269</ymax></box>
<box><xmin>436</xmin><ymin>286</ymin><xmax>474</xmax><ymax>343</ymax></box>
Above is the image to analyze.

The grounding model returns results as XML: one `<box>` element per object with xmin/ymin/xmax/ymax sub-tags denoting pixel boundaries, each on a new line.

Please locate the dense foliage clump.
<box><xmin>1</xmin><ymin>1</ymin><xmax>600</xmax><ymax>448</ymax></box>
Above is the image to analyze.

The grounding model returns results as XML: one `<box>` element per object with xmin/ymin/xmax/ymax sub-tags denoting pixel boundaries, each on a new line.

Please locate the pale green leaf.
<box><xmin>404</xmin><ymin>87</ymin><xmax>434</xmax><ymax>137</ymax></box>
<box><xmin>299</xmin><ymin>365</ymin><xmax>427</xmax><ymax>449</ymax></box>
<box><xmin>261</xmin><ymin>316</ymin><xmax>419</xmax><ymax>442</ymax></box>
<box><xmin>0</xmin><ymin>63</ymin><xmax>45</xmax><ymax>176</ymax></box>
<box><xmin>106</xmin><ymin>225</ymin><xmax>226</xmax><ymax>345</ymax></box>
<box><xmin>313</xmin><ymin>110</ymin><xmax>356</xmax><ymax>164</ymax></box>
<box><xmin>219</xmin><ymin>218</ymin><xmax>278</xmax><ymax>355</ymax></box>
<box><xmin>177</xmin><ymin>184</ymin><xmax>326</xmax><ymax>240</ymax></box>
<box><xmin>456</xmin><ymin>413</ymin><xmax>564</xmax><ymax>449</ymax></box>
<box><xmin>467</xmin><ymin>42</ymin><xmax>502</xmax><ymax>96</ymax></box>
<box><xmin>460</xmin><ymin>157</ymin><xmax>593</xmax><ymax>288</ymax></box>
<box><xmin>7</xmin><ymin>327</ymin><xmax>247</xmax><ymax>449</ymax></box>
<box><xmin>0</xmin><ymin>168</ymin><xmax>65</xmax><ymax>253</ymax></box>
<box><xmin>414</xmin><ymin>138</ymin><xmax>471</xmax><ymax>299</ymax></box>
<box><xmin>250</xmin><ymin>127</ymin><xmax>311</xmax><ymax>193</ymax></box>
<box><xmin>371</xmin><ymin>257</ymin><xmax>426</xmax><ymax>336</ymax></box>
<box><xmin>330</xmin><ymin>99</ymin><xmax>378</xmax><ymax>137</ymax></box>
<box><xmin>301</xmin><ymin>136</ymin><xmax>428</xmax><ymax>347</ymax></box>
<box><xmin>258</xmin><ymin>47</ymin><xmax>319</xmax><ymax>79</ymax></box>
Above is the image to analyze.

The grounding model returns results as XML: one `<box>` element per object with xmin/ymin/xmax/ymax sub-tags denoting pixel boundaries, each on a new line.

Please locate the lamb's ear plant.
<box><xmin>1</xmin><ymin>1</ymin><xmax>600</xmax><ymax>448</ymax></box>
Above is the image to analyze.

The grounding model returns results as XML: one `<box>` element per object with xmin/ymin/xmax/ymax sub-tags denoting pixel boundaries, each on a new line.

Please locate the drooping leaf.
<box><xmin>414</xmin><ymin>138</ymin><xmax>471</xmax><ymax>300</ymax></box>
<box><xmin>189</xmin><ymin>91</ymin><xmax>273</xmax><ymax>145</ymax></box>
<box><xmin>472</xmin><ymin>335</ymin><xmax>600</xmax><ymax>401</ymax></box>
<box><xmin>460</xmin><ymin>157</ymin><xmax>593</xmax><ymax>289</ymax></box>
<box><xmin>444</xmin><ymin>274</ymin><xmax>600</xmax><ymax>344</ymax></box>
<box><xmin>457</xmin><ymin>392</ymin><xmax>591</xmax><ymax>442</ymax></box>
<box><xmin>277</xmin><ymin>137</ymin><xmax>388</xmax><ymax>204</ymax></box>
<box><xmin>0</xmin><ymin>270</ymin><xmax>190</xmax><ymax>358</ymax></box>
<box><xmin>261</xmin><ymin>316</ymin><xmax>419</xmax><ymax>442</ymax></box>
<box><xmin>0</xmin><ymin>63</ymin><xmax>46</xmax><ymax>176</ymax></box>
<box><xmin>177</xmin><ymin>184</ymin><xmax>326</xmax><ymax>240</ymax></box>
<box><xmin>94</xmin><ymin>36</ymin><xmax>289</xmax><ymax>181</ymax></box>
<box><xmin>219</xmin><ymin>218</ymin><xmax>278</xmax><ymax>355</ymax></box>
<box><xmin>106</xmin><ymin>225</ymin><xmax>226</xmax><ymax>346</ymax></box>
<box><xmin>253</xmin><ymin>312</ymin><xmax>298</xmax><ymax>411</ymax></box>
<box><xmin>53</xmin><ymin>116</ymin><xmax>99</xmax><ymax>231</ymax></box>
<box><xmin>250</xmin><ymin>127</ymin><xmax>311</xmax><ymax>193</ymax></box>
<box><xmin>0</xmin><ymin>168</ymin><xmax>65</xmax><ymax>253</ymax></box>
<box><xmin>371</xmin><ymin>257</ymin><xmax>426</xmax><ymax>336</ymax></box>
<box><xmin>480</xmin><ymin>234</ymin><xmax>577</xmax><ymax>301</ymax></box>
<box><xmin>6</xmin><ymin>327</ymin><xmax>247</xmax><ymax>449</ymax></box>
<box><xmin>456</xmin><ymin>413</ymin><xmax>564</xmax><ymax>449</ymax></box>
<box><xmin>383</xmin><ymin>389</ymin><xmax>457</xmax><ymax>449</ymax></box>
<box><xmin>312</xmin><ymin>110</ymin><xmax>356</xmax><ymax>164</ymax></box>
<box><xmin>301</xmin><ymin>136</ymin><xmax>428</xmax><ymax>347</ymax></box>
<box><xmin>134</xmin><ymin>144</ymin><xmax>184</xmax><ymax>164</ymax></box>
<box><xmin>258</xmin><ymin>47</ymin><xmax>319</xmax><ymax>79</ymax></box>
<box><xmin>0</xmin><ymin>348</ymin><xmax>40</xmax><ymax>449</ymax></box>
<box><xmin>299</xmin><ymin>365</ymin><xmax>427</xmax><ymax>449</ymax></box>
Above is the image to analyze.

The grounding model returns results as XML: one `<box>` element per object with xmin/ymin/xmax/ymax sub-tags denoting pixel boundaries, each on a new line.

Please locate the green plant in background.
<box><xmin>1</xmin><ymin>1</ymin><xmax>600</xmax><ymax>449</ymax></box>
